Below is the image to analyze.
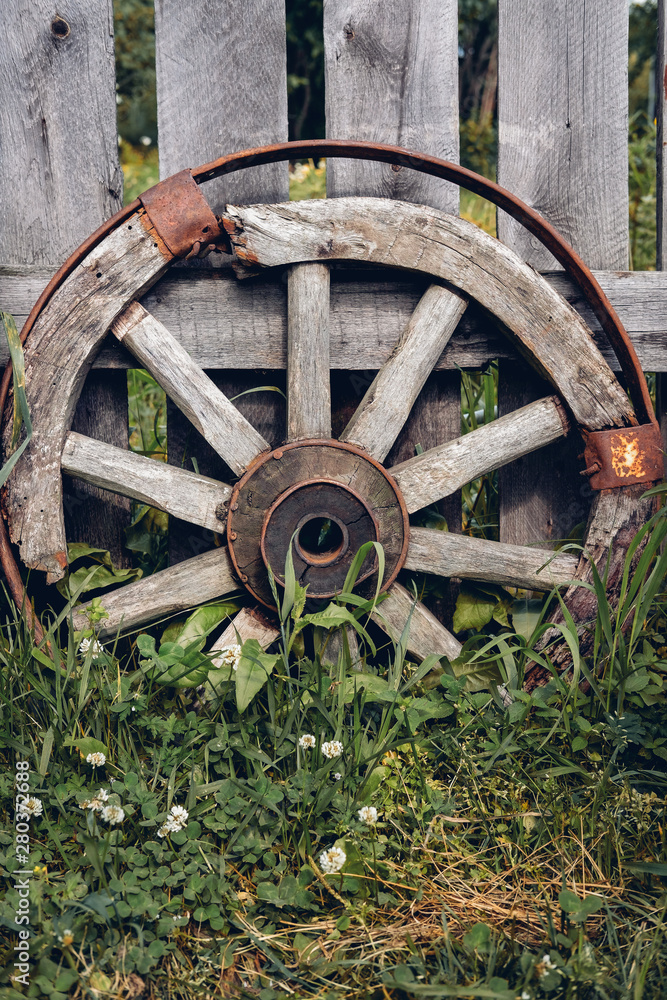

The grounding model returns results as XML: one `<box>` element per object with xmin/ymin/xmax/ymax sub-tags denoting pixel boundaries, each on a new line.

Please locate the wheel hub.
<box><xmin>227</xmin><ymin>440</ymin><xmax>410</xmax><ymax>608</ymax></box>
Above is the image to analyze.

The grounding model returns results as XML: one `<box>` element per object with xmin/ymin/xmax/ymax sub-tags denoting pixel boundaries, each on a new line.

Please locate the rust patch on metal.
<box><xmin>583</xmin><ymin>423</ymin><xmax>664</xmax><ymax>489</ymax></box>
<box><xmin>140</xmin><ymin>170</ymin><xmax>226</xmax><ymax>258</ymax></box>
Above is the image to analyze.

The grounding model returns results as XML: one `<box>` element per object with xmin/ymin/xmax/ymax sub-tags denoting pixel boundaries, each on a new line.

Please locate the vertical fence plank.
<box><xmin>155</xmin><ymin>0</ymin><xmax>288</xmax><ymax>210</ymax></box>
<box><xmin>657</xmin><ymin>0</ymin><xmax>667</xmax><ymax>455</ymax></box>
<box><xmin>496</xmin><ymin>0</ymin><xmax>629</xmax><ymax>548</ymax></box>
<box><xmin>324</xmin><ymin>0</ymin><xmax>460</xmax><ymax>212</ymax></box>
<box><xmin>325</xmin><ymin>0</ymin><xmax>462</xmax><ymax>626</ymax></box>
<box><xmin>155</xmin><ymin>0</ymin><xmax>289</xmax><ymax>562</ymax></box>
<box><xmin>0</xmin><ymin>0</ymin><xmax>130</xmax><ymax>567</ymax></box>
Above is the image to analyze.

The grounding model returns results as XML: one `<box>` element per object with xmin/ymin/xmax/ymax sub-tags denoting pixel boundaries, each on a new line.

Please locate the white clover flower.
<box><xmin>169</xmin><ymin>805</ymin><xmax>189</xmax><ymax>827</ymax></box>
<box><xmin>358</xmin><ymin>805</ymin><xmax>378</xmax><ymax>825</ymax></box>
<box><xmin>539</xmin><ymin>954</ymin><xmax>557</xmax><ymax>976</ymax></box>
<box><xmin>100</xmin><ymin>804</ymin><xmax>125</xmax><ymax>825</ymax></box>
<box><xmin>218</xmin><ymin>643</ymin><xmax>243</xmax><ymax>671</ymax></box>
<box><xmin>139</xmin><ymin>135</ymin><xmax>152</xmax><ymax>146</ymax></box>
<box><xmin>333</xmin><ymin>772</ymin><xmax>342</xmax><ymax>781</ymax></box>
<box><xmin>319</xmin><ymin>846</ymin><xmax>346</xmax><ymax>874</ymax></box>
<box><xmin>97</xmin><ymin>788</ymin><xmax>110</xmax><ymax>802</ymax></box>
<box><xmin>158</xmin><ymin>817</ymin><xmax>181</xmax><ymax>838</ymax></box>
<box><xmin>299</xmin><ymin>734</ymin><xmax>316</xmax><ymax>750</ymax></box>
<box><xmin>321</xmin><ymin>740</ymin><xmax>343</xmax><ymax>759</ymax></box>
<box><xmin>18</xmin><ymin>796</ymin><xmax>43</xmax><ymax>818</ymax></box>
<box><xmin>57</xmin><ymin>928</ymin><xmax>74</xmax><ymax>947</ymax></box>
<box><xmin>78</xmin><ymin>637</ymin><xmax>104</xmax><ymax>659</ymax></box>
<box><xmin>520</xmin><ymin>993</ymin><xmax>530</xmax><ymax>1000</ymax></box>
<box><xmin>86</xmin><ymin>752</ymin><xmax>106</xmax><ymax>768</ymax></box>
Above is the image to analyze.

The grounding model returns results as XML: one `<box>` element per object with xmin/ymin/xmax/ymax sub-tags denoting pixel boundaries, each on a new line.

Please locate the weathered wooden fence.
<box><xmin>0</xmin><ymin>0</ymin><xmax>665</xmax><ymax>629</ymax></box>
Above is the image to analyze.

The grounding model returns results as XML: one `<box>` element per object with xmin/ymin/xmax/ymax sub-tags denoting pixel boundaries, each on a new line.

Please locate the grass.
<box><xmin>2</xmin><ymin>492</ymin><xmax>667</xmax><ymax>998</ymax></box>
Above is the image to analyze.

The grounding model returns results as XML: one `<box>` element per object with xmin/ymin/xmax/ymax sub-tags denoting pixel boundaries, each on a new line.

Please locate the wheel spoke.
<box><xmin>341</xmin><ymin>284</ymin><xmax>467</xmax><ymax>461</ymax></box>
<box><xmin>62</xmin><ymin>432</ymin><xmax>232</xmax><ymax>533</ymax></box>
<box><xmin>371</xmin><ymin>582</ymin><xmax>462</xmax><ymax>661</ymax></box>
<box><xmin>112</xmin><ymin>302</ymin><xmax>269</xmax><ymax>475</ymax></box>
<box><xmin>209</xmin><ymin>607</ymin><xmax>280</xmax><ymax>660</ymax></box>
<box><xmin>406</xmin><ymin>527</ymin><xmax>579</xmax><ymax>591</ymax></box>
<box><xmin>391</xmin><ymin>395</ymin><xmax>570</xmax><ymax>513</ymax></box>
<box><xmin>72</xmin><ymin>547</ymin><xmax>238</xmax><ymax>637</ymax></box>
<box><xmin>287</xmin><ymin>262</ymin><xmax>331</xmax><ymax>440</ymax></box>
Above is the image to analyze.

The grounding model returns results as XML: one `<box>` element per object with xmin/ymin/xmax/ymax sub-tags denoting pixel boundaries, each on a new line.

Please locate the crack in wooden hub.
<box><xmin>227</xmin><ymin>440</ymin><xmax>410</xmax><ymax>608</ymax></box>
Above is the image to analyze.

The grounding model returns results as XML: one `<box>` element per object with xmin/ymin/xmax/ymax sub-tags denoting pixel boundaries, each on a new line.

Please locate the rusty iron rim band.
<box><xmin>0</xmin><ymin>139</ymin><xmax>658</xmax><ymax>616</ymax></box>
<box><xmin>227</xmin><ymin>440</ymin><xmax>410</xmax><ymax>608</ymax></box>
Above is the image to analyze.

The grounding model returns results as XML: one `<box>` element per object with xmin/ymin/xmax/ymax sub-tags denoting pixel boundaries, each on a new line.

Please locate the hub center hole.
<box><xmin>295</xmin><ymin>514</ymin><xmax>348</xmax><ymax>566</ymax></box>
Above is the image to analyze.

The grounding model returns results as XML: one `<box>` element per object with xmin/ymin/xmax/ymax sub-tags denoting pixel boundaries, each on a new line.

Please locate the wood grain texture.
<box><xmin>66</xmin><ymin>372</ymin><xmax>131</xmax><ymax>566</ymax></box>
<box><xmin>497</xmin><ymin>361</ymin><xmax>593</xmax><ymax>547</ymax></box>
<box><xmin>72</xmin><ymin>545</ymin><xmax>238</xmax><ymax>638</ymax></box>
<box><xmin>209</xmin><ymin>606</ymin><xmax>280</xmax><ymax>659</ymax></box>
<box><xmin>341</xmin><ymin>284</ymin><xmax>467</xmax><ymax>460</ymax></box>
<box><xmin>497</xmin><ymin>0</ymin><xmax>629</xmax><ymax>271</ymax></box>
<box><xmin>391</xmin><ymin>395</ymin><xmax>569</xmax><ymax>514</ymax></box>
<box><xmin>497</xmin><ymin>0</ymin><xmax>629</xmax><ymax>556</ymax></box>
<box><xmin>62</xmin><ymin>431</ymin><xmax>232</xmax><ymax>533</ymax></box>
<box><xmin>4</xmin><ymin>266</ymin><xmax>667</xmax><ymax>372</ymax></box>
<box><xmin>371</xmin><ymin>583</ymin><xmax>462</xmax><ymax>661</ymax></box>
<box><xmin>287</xmin><ymin>263</ymin><xmax>331</xmax><ymax>440</ymax></box>
<box><xmin>166</xmin><ymin>370</ymin><xmax>286</xmax><ymax>565</ymax></box>
<box><xmin>406</xmin><ymin>526</ymin><xmax>579</xmax><ymax>592</ymax></box>
<box><xmin>155</xmin><ymin>0</ymin><xmax>288</xmax><ymax>211</ymax></box>
<box><xmin>526</xmin><ymin>485</ymin><xmax>658</xmax><ymax>687</ymax></box>
<box><xmin>325</xmin><ymin>0</ymin><xmax>459</xmax><ymax>212</ymax></box>
<box><xmin>112</xmin><ymin>302</ymin><xmax>269</xmax><ymax>476</ymax></box>
<box><xmin>2</xmin><ymin>212</ymin><xmax>170</xmax><ymax>581</ymax></box>
<box><xmin>223</xmin><ymin>199</ymin><xmax>636</xmax><ymax>430</ymax></box>
<box><xmin>0</xmin><ymin>0</ymin><xmax>130</xmax><ymax>568</ymax></box>
<box><xmin>0</xmin><ymin>1</ymin><xmax>121</xmax><ymax>266</ymax></box>
<box><xmin>320</xmin><ymin>626</ymin><xmax>361</xmax><ymax>669</ymax></box>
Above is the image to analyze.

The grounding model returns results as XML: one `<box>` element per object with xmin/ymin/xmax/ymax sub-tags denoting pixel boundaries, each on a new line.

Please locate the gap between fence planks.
<box><xmin>62</xmin><ymin>432</ymin><xmax>232</xmax><ymax>534</ymax></box>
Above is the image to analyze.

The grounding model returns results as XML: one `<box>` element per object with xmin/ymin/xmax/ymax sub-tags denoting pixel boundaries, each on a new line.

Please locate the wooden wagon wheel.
<box><xmin>1</xmin><ymin>141</ymin><xmax>663</xmax><ymax>672</ymax></box>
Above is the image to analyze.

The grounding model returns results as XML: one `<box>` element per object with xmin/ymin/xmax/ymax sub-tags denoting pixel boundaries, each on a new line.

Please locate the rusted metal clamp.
<box><xmin>139</xmin><ymin>169</ymin><xmax>228</xmax><ymax>258</ymax></box>
<box><xmin>581</xmin><ymin>423</ymin><xmax>664</xmax><ymax>489</ymax></box>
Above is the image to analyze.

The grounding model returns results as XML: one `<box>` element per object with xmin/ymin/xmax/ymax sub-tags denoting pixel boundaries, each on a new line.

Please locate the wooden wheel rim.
<box><xmin>0</xmin><ymin>141</ymin><xmax>660</xmax><ymax>649</ymax></box>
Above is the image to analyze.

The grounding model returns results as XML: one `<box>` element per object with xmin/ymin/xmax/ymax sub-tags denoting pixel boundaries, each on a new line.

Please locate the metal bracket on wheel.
<box><xmin>139</xmin><ymin>169</ymin><xmax>227</xmax><ymax>258</ymax></box>
<box><xmin>582</xmin><ymin>423</ymin><xmax>664</xmax><ymax>489</ymax></box>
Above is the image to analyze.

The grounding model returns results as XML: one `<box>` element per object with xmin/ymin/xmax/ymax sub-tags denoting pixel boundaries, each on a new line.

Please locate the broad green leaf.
<box><xmin>235</xmin><ymin>638</ymin><xmax>279</xmax><ymax>712</ymax></box>
<box><xmin>453</xmin><ymin>586</ymin><xmax>495</xmax><ymax>633</ymax></box>
<box><xmin>169</xmin><ymin>602</ymin><xmax>236</xmax><ymax>649</ymax></box>
<box><xmin>65</xmin><ymin>737</ymin><xmax>108</xmax><ymax>760</ymax></box>
<box><xmin>342</xmin><ymin>673</ymin><xmax>395</xmax><ymax>703</ymax></box>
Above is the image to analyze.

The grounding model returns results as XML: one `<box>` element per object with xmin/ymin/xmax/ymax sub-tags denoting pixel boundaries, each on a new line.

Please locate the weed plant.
<box><xmin>2</xmin><ymin>497</ymin><xmax>667</xmax><ymax>999</ymax></box>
